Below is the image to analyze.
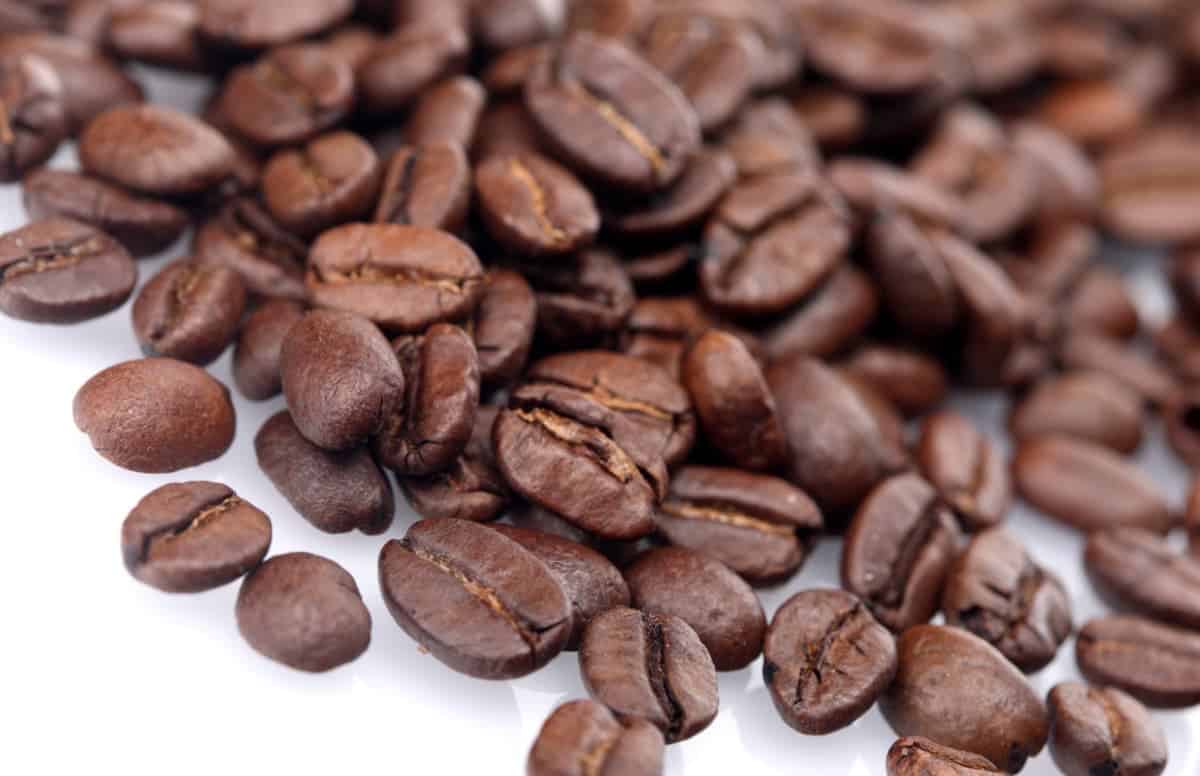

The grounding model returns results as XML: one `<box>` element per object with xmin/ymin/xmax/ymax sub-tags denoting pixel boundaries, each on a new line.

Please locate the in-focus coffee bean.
<box><xmin>132</xmin><ymin>258</ymin><xmax>247</xmax><ymax>365</ymax></box>
<box><xmin>233</xmin><ymin>299</ymin><xmax>305</xmax><ymax>401</ymax></box>
<box><xmin>1047</xmin><ymin>681</ymin><xmax>1168</xmax><ymax>776</ymax></box>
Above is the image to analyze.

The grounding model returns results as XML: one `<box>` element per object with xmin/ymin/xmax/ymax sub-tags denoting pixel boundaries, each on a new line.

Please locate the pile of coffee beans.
<box><xmin>8</xmin><ymin>0</ymin><xmax>1200</xmax><ymax>772</ymax></box>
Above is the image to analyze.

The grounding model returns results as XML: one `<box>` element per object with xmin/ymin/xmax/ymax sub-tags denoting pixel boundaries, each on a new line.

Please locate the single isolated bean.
<box><xmin>1047</xmin><ymin>682</ymin><xmax>1168</xmax><ymax>776</ymax></box>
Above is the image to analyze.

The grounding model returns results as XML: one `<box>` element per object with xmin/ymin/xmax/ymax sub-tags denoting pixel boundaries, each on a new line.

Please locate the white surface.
<box><xmin>3</xmin><ymin>68</ymin><xmax>1199</xmax><ymax>776</ymax></box>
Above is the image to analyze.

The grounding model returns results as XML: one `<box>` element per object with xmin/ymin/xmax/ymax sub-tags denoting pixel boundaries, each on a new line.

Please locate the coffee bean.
<box><xmin>482</xmin><ymin>43</ymin><xmax>547</xmax><ymax>96</ymax></box>
<box><xmin>1059</xmin><ymin>331</ymin><xmax>1179</xmax><ymax>406</ymax></box>
<box><xmin>476</xmin><ymin>152</ymin><xmax>600</xmax><ymax>256</ymax></box>
<box><xmin>838</xmin><ymin>344</ymin><xmax>948</xmax><ymax>417</ymax></box>
<box><xmin>719</xmin><ymin>97</ymin><xmax>819</xmax><ymax>180</ymax></box>
<box><xmin>255</xmin><ymin>410</ymin><xmax>394</xmax><ymax>536</ymax></box>
<box><xmin>321</xmin><ymin>23</ymin><xmax>380</xmax><ymax>70</ymax></box>
<box><xmin>473</xmin><ymin>0</ymin><xmax>550</xmax><ymax>52</ymax></box>
<box><xmin>1077</xmin><ymin>615</ymin><xmax>1200</xmax><ymax>709</ymax></box>
<box><xmin>215</xmin><ymin>43</ymin><xmax>354</xmax><ymax>148</ymax></box>
<box><xmin>654</xmin><ymin>465</ymin><xmax>823</xmax><ymax>587</ymax></box>
<box><xmin>767</xmin><ymin>356</ymin><xmax>909</xmax><ymax>515</ymax></box>
<box><xmin>866</xmin><ymin>211</ymin><xmax>961</xmax><ymax>340</ymax></box>
<box><xmin>763</xmin><ymin>264</ymin><xmax>879</xmax><ymax>362</ymax></box>
<box><xmin>406</xmin><ymin>75</ymin><xmax>485</xmax><ymax>149</ymax></box>
<box><xmin>1048</xmin><ymin>682</ymin><xmax>1167</xmax><ymax>776</ymax></box>
<box><xmin>917</xmin><ymin>411</ymin><xmax>1010</xmax><ymax>531</ymax></box>
<box><xmin>0</xmin><ymin>217</ymin><xmax>136</xmax><ymax>323</ymax></box>
<box><xmin>527</xmin><ymin>699</ymin><xmax>664</xmax><ymax>776</ymax></box>
<box><xmin>121</xmin><ymin>481</ymin><xmax>271</xmax><ymax>593</ymax></box>
<box><xmin>579</xmin><ymin>606</ymin><xmax>718</xmax><ymax>743</ymax></box>
<box><xmin>280</xmin><ymin>309</ymin><xmax>404</xmax><ymax>451</ymax></box>
<box><xmin>471</xmin><ymin>269</ymin><xmax>536</xmax><ymax>391</ymax></box>
<box><xmin>886</xmin><ymin>737</ymin><xmax>1004</xmax><ymax>776</ymax></box>
<box><xmin>492</xmin><ymin>524</ymin><xmax>630</xmax><ymax>651</ymax></box>
<box><xmin>192</xmin><ymin>197</ymin><xmax>307</xmax><ymax>301</ymax></box>
<box><xmin>1085</xmin><ymin>528</ymin><xmax>1200</xmax><ymax>630</ymax></box>
<box><xmin>882</xmin><ymin>624</ymin><xmax>1049</xmax><ymax>773</ymax></box>
<box><xmin>1165</xmin><ymin>388</ymin><xmax>1200</xmax><ymax>467</ymax></box>
<box><xmin>23</xmin><ymin>169</ymin><xmax>188</xmax><ymax>257</ymax></box>
<box><xmin>0</xmin><ymin>1</ymin><xmax>56</xmax><ymax>34</ymax></box>
<box><xmin>132</xmin><ymin>259</ymin><xmax>247</xmax><ymax>365</ymax></box>
<box><xmin>374</xmin><ymin>323</ymin><xmax>479</xmax><ymax>476</ymax></box>
<box><xmin>198</xmin><ymin>0</ymin><xmax>354</xmax><ymax>51</ymax></box>
<box><xmin>400</xmin><ymin>404</ymin><xmax>509</xmax><ymax>523</ymax></box>
<box><xmin>682</xmin><ymin>330</ymin><xmax>787</xmax><ymax>472</ymax></box>
<box><xmin>0</xmin><ymin>32</ymin><xmax>142</xmax><ymax>130</ymax></box>
<box><xmin>607</xmin><ymin>148</ymin><xmax>737</xmax><ymax>241</ymax></box>
<box><xmin>236</xmin><ymin>552</ymin><xmax>370</xmax><ymax>672</ymax></box>
<box><xmin>843</xmin><ymin>473</ymin><xmax>961</xmax><ymax>632</ymax></box>
<box><xmin>233</xmin><ymin>299</ymin><xmax>305</xmax><ymax>401</ymax></box>
<box><xmin>621</xmin><ymin>296</ymin><xmax>752</xmax><ymax>380</ymax></box>
<box><xmin>832</xmin><ymin>157</ymin><xmax>965</xmax><ymax>232</ymax></box>
<box><xmin>1101</xmin><ymin>125</ymin><xmax>1200</xmax><ymax>244</ymax></box>
<box><xmin>0</xmin><ymin>51</ymin><xmax>66</xmax><ymax>181</ymax></box>
<box><xmin>791</xmin><ymin>86</ymin><xmax>865</xmax><ymax>151</ymax></box>
<box><xmin>358</xmin><ymin>20</ymin><xmax>469</xmax><ymax>114</ymax></box>
<box><xmin>842</xmin><ymin>374</ymin><xmax>909</xmax><ymax>457</ymax></box>
<box><xmin>762</xmin><ymin>589</ymin><xmax>897</xmax><ymax>735</ymax></box>
<box><xmin>1010</xmin><ymin>371</ymin><xmax>1144</xmax><ymax>454</ymax></box>
<box><xmin>379</xmin><ymin>518</ymin><xmax>571</xmax><ymax>679</ymax></box>
<box><xmin>1012</xmin><ymin>436</ymin><xmax>1171</xmax><ymax>533</ymax></box>
<box><xmin>261</xmin><ymin>130</ymin><xmax>381</xmax><ymax>238</ymax></box>
<box><xmin>508</xmin><ymin>248</ymin><xmax>635</xmax><ymax>349</ymax></box>
<box><xmin>474</xmin><ymin>99</ymin><xmax>542</xmax><ymax>160</ymax></box>
<box><xmin>107</xmin><ymin>1</ymin><xmax>207</xmax><ymax>72</ymax></box>
<box><xmin>374</xmin><ymin>142</ymin><xmax>472</xmax><ymax>232</ymax></box>
<box><xmin>306</xmin><ymin>223</ymin><xmax>484</xmax><ymax>334</ymax></box>
<box><xmin>625</xmin><ymin>547</ymin><xmax>765</xmax><ymax>671</ymax></box>
<box><xmin>942</xmin><ymin>527</ymin><xmax>1072</xmax><ymax>672</ymax></box>
<box><xmin>525</xmin><ymin>32</ymin><xmax>700</xmax><ymax>193</ymax></box>
<box><xmin>1066</xmin><ymin>267</ymin><xmax>1140</xmax><ymax>339</ymax></box>
<box><xmin>74</xmin><ymin>357</ymin><xmax>235</xmax><ymax>473</ymax></box>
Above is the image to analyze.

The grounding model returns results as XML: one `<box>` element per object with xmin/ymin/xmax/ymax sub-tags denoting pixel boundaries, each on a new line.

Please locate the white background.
<box><xmin>2</xmin><ymin>67</ymin><xmax>1198</xmax><ymax>775</ymax></box>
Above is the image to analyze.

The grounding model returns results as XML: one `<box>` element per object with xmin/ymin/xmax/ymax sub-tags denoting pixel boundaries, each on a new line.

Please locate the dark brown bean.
<box><xmin>917</xmin><ymin>411</ymin><xmax>1010</xmax><ymax>531</ymax></box>
<box><xmin>1066</xmin><ymin>267</ymin><xmax>1139</xmax><ymax>340</ymax></box>
<box><xmin>1010</xmin><ymin>371</ymin><xmax>1144</xmax><ymax>454</ymax></box>
<box><xmin>233</xmin><ymin>299</ymin><xmax>304</xmax><ymax>401</ymax></box>
<box><xmin>1076</xmin><ymin>615</ymin><xmax>1200</xmax><ymax>709</ymax></box>
<box><xmin>0</xmin><ymin>51</ymin><xmax>66</xmax><ymax>181</ymax></box>
<box><xmin>1085</xmin><ymin>528</ymin><xmax>1200</xmax><ymax>630</ymax></box>
<box><xmin>198</xmin><ymin>0</ymin><xmax>354</xmax><ymax>51</ymax></box>
<box><xmin>131</xmin><ymin>259</ymin><xmax>247</xmax><ymax>365</ymax></box>
<box><xmin>763</xmin><ymin>265</ymin><xmax>879</xmax><ymax>362</ymax></box>
<box><xmin>838</xmin><ymin>344</ymin><xmax>948</xmax><ymax>418</ymax></box>
<box><xmin>886</xmin><ymin>737</ymin><xmax>1005</xmax><ymax>776</ymax></box>
<box><xmin>527</xmin><ymin>699</ymin><xmax>664</xmax><ymax>776</ymax></box>
<box><xmin>471</xmin><ymin>269</ymin><xmax>536</xmax><ymax>391</ymax></box>
<box><xmin>400</xmin><ymin>405</ymin><xmax>509</xmax><ymax>524</ymax></box>
<box><xmin>374</xmin><ymin>142</ymin><xmax>472</xmax><ymax>233</ymax></box>
<box><xmin>357</xmin><ymin>20</ymin><xmax>469</xmax><ymax>114</ymax></box>
<box><xmin>475</xmin><ymin>151</ymin><xmax>599</xmax><ymax>256</ymax></box>
<box><xmin>192</xmin><ymin>197</ymin><xmax>307</xmax><ymax>301</ymax></box>
<box><xmin>1165</xmin><ymin>387</ymin><xmax>1200</xmax><ymax>468</ymax></box>
<box><xmin>1047</xmin><ymin>682</ymin><xmax>1168</xmax><ymax>776</ymax></box>
<box><xmin>607</xmin><ymin>148</ymin><xmax>737</xmax><ymax>241</ymax></box>
<box><xmin>406</xmin><ymin>75</ymin><xmax>486</xmax><ymax>150</ymax></box>
<box><xmin>509</xmin><ymin>248</ymin><xmax>635</xmax><ymax>349</ymax></box>
<box><xmin>261</xmin><ymin>131</ymin><xmax>380</xmax><ymax>238</ymax></box>
<box><xmin>1101</xmin><ymin>125</ymin><xmax>1200</xmax><ymax>244</ymax></box>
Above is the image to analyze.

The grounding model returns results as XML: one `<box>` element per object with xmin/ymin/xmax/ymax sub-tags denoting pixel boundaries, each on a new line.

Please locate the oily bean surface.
<box><xmin>1047</xmin><ymin>682</ymin><xmax>1168</xmax><ymax>776</ymax></box>
<box><xmin>471</xmin><ymin>269</ymin><xmax>536</xmax><ymax>391</ymax></box>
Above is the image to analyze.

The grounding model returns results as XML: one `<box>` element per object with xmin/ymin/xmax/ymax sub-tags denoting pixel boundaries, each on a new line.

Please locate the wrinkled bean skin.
<box><xmin>233</xmin><ymin>299</ymin><xmax>305</xmax><ymax>401</ymax></box>
<box><xmin>1085</xmin><ymin>528</ymin><xmax>1200</xmax><ymax>630</ymax></box>
<box><xmin>379</xmin><ymin>518</ymin><xmax>571</xmax><ymax>679</ymax></box>
<box><xmin>132</xmin><ymin>259</ymin><xmax>247</xmax><ymax>366</ymax></box>
<box><xmin>74</xmin><ymin>358</ymin><xmax>235</xmax><ymax>473</ymax></box>
<box><xmin>255</xmin><ymin>411</ymin><xmax>394</xmax><ymax>536</ymax></box>
<box><xmin>886</xmin><ymin>737</ymin><xmax>1005</xmax><ymax>776</ymax></box>
<box><xmin>527</xmin><ymin>700</ymin><xmax>664</xmax><ymax>776</ymax></box>
<box><xmin>917</xmin><ymin>411</ymin><xmax>1010</xmax><ymax>531</ymax></box>
<box><xmin>1076</xmin><ymin>616</ymin><xmax>1200</xmax><ymax>709</ymax></box>
<box><xmin>1047</xmin><ymin>682</ymin><xmax>1168</xmax><ymax>776</ymax></box>
<box><xmin>763</xmin><ymin>589</ymin><xmax>897</xmax><ymax>735</ymax></box>
<box><xmin>121</xmin><ymin>481</ymin><xmax>271</xmax><ymax>594</ymax></box>
<box><xmin>236</xmin><ymin>552</ymin><xmax>370</xmax><ymax>673</ymax></box>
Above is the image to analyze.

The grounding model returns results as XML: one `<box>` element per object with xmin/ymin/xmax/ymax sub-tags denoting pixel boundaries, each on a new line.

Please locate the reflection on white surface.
<box><xmin>1</xmin><ymin>68</ymin><xmax>1198</xmax><ymax>775</ymax></box>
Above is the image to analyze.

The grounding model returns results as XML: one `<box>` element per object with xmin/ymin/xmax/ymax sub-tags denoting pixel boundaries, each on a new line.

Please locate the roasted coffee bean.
<box><xmin>700</xmin><ymin>171</ymin><xmax>850</xmax><ymax>318</ymax></box>
<box><xmin>306</xmin><ymin>223</ymin><xmax>484</xmax><ymax>333</ymax></box>
<box><xmin>22</xmin><ymin>169</ymin><xmax>188</xmax><ymax>257</ymax></box>
<box><xmin>510</xmin><ymin>248</ymin><xmax>635</xmax><ymax>348</ymax></box>
<box><xmin>406</xmin><ymin>76</ymin><xmax>485</xmax><ymax>149</ymax></box>
<box><xmin>842</xmin><ymin>374</ymin><xmax>908</xmax><ymax>456</ymax></box>
<box><xmin>255</xmin><ymin>411</ymin><xmax>393</xmax><ymax>536</ymax></box>
<box><xmin>121</xmin><ymin>481</ymin><xmax>271</xmax><ymax>593</ymax></box>
<box><xmin>0</xmin><ymin>51</ymin><xmax>66</xmax><ymax>181</ymax></box>
<box><xmin>1165</xmin><ymin>388</ymin><xmax>1200</xmax><ymax>467</ymax></box>
<box><xmin>358</xmin><ymin>21</ymin><xmax>469</xmax><ymax>114</ymax></box>
<box><xmin>0</xmin><ymin>217</ymin><xmax>135</xmax><ymax>323</ymax></box>
<box><xmin>525</xmin><ymin>32</ymin><xmax>700</xmax><ymax>193</ymax></box>
<box><xmin>866</xmin><ymin>211</ymin><xmax>961</xmax><ymax>340</ymax></box>
<box><xmin>1011</xmin><ymin>120</ymin><xmax>1100</xmax><ymax>222</ymax></box>
<box><xmin>473</xmin><ymin>0</ymin><xmax>551</xmax><ymax>52</ymax></box>
<box><xmin>80</xmin><ymin>105</ymin><xmax>234</xmax><ymax>197</ymax></box>
<box><xmin>401</xmin><ymin>405</ymin><xmax>508</xmax><ymax>523</ymax></box>
<box><xmin>1085</xmin><ymin>528</ymin><xmax>1200</xmax><ymax>630</ymax></box>
<box><xmin>886</xmin><ymin>737</ymin><xmax>1005</xmax><ymax>776</ymax></box>
<box><xmin>233</xmin><ymin>299</ymin><xmax>304</xmax><ymax>401</ymax></box>
<box><xmin>767</xmin><ymin>356</ymin><xmax>909</xmax><ymax>515</ymax></box>
<box><xmin>579</xmin><ymin>606</ymin><xmax>718</xmax><ymax>743</ymax></box>
<box><xmin>682</xmin><ymin>330</ymin><xmax>787</xmax><ymax>472</ymax></box>
<box><xmin>1077</xmin><ymin>615</ymin><xmax>1200</xmax><ymax>708</ymax></box>
<box><xmin>917</xmin><ymin>411</ymin><xmax>1010</xmax><ymax>531</ymax></box>
<box><xmin>832</xmin><ymin>157</ymin><xmax>964</xmax><ymax>231</ymax></box>
<box><xmin>762</xmin><ymin>589</ymin><xmax>897</xmax><ymax>735</ymax></box>
<box><xmin>215</xmin><ymin>43</ymin><xmax>354</xmax><ymax>148</ymax></box>
<box><xmin>1100</xmin><ymin>125</ymin><xmax>1200</xmax><ymax>244</ymax></box>
<box><xmin>1012</xmin><ymin>436</ymin><xmax>1171</xmax><ymax>533</ymax></box>
<box><xmin>374</xmin><ymin>142</ymin><xmax>471</xmax><ymax>233</ymax></box>
<box><xmin>1065</xmin><ymin>267</ymin><xmax>1139</xmax><ymax>340</ymax></box>
<box><xmin>838</xmin><ymin>344</ymin><xmax>948</xmax><ymax>417</ymax></box>
<box><xmin>763</xmin><ymin>265</ymin><xmax>879</xmax><ymax>362</ymax></box>
<box><xmin>882</xmin><ymin>625</ymin><xmax>1049</xmax><ymax>773</ymax></box>
<box><xmin>236</xmin><ymin>552</ymin><xmax>370</xmax><ymax>672</ymax></box>
<box><xmin>475</xmin><ymin>151</ymin><xmax>599</xmax><ymax>256</ymax></box>
<box><xmin>192</xmin><ymin>197</ymin><xmax>307</xmax><ymax>301</ymax></box>
<box><xmin>1048</xmin><ymin>682</ymin><xmax>1168</xmax><ymax>776</ymax></box>
<box><xmin>322</xmin><ymin>23</ymin><xmax>380</xmax><ymax>70</ymax></box>
<box><xmin>482</xmin><ymin>43</ymin><xmax>547</xmax><ymax>96</ymax></box>
<box><xmin>494</xmin><ymin>351</ymin><xmax>692</xmax><ymax>540</ymax></box>
<box><xmin>1059</xmin><ymin>331</ymin><xmax>1179</xmax><ymax>407</ymax></box>
<box><xmin>471</xmin><ymin>269</ymin><xmax>536</xmax><ymax>391</ymax></box>
<box><xmin>843</xmin><ymin>473</ymin><xmax>961</xmax><ymax>632</ymax></box>
<box><xmin>379</xmin><ymin>518</ymin><xmax>571</xmax><ymax>679</ymax></box>
<box><xmin>107</xmin><ymin>1</ymin><xmax>206</xmax><ymax>72</ymax></box>
<box><xmin>374</xmin><ymin>323</ymin><xmax>479</xmax><ymax>477</ymax></box>
<box><xmin>791</xmin><ymin>86</ymin><xmax>865</xmax><ymax>151</ymax></box>
<box><xmin>0</xmin><ymin>33</ymin><xmax>142</xmax><ymax>130</ymax></box>
<box><xmin>261</xmin><ymin>131</ymin><xmax>381</xmax><ymax>238</ymax></box>
<box><xmin>198</xmin><ymin>0</ymin><xmax>354</xmax><ymax>51</ymax></box>
<box><xmin>654</xmin><ymin>466</ymin><xmax>822</xmax><ymax>587</ymax></box>
<box><xmin>279</xmin><ymin>309</ymin><xmax>404</xmax><ymax>451</ymax></box>
<box><xmin>720</xmin><ymin>97</ymin><xmax>819</xmax><ymax>180</ymax></box>
<box><xmin>474</xmin><ymin>99</ymin><xmax>542</xmax><ymax>160</ymax></box>
<box><xmin>607</xmin><ymin>148</ymin><xmax>736</xmax><ymax>242</ymax></box>
<box><xmin>131</xmin><ymin>259</ymin><xmax>247</xmax><ymax>365</ymax></box>
<box><xmin>1010</xmin><ymin>371</ymin><xmax>1144</xmax><ymax>454</ymax></box>
<box><xmin>492</xmin><ymin>524</ymin><xmax>629</xmax><ymax>651</ymax></box>
<box><xmin>527</xmin><ymin>699</ymin><xmax>664</xmax><ymax>776</ymax></box>
<box><xmin>942</xmin><ymin>528</ymin><xmax>1072</xmax><ymax>672</ymax></box>
<box><xmin>74</xmin><ymin>357</ymin><xmax>235</xmax><ymax>473</ymax></box>
<box><xmin>625</xmin><ymin>547</ymin><xmax>765</xmax><ymax>671</ymax></box>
